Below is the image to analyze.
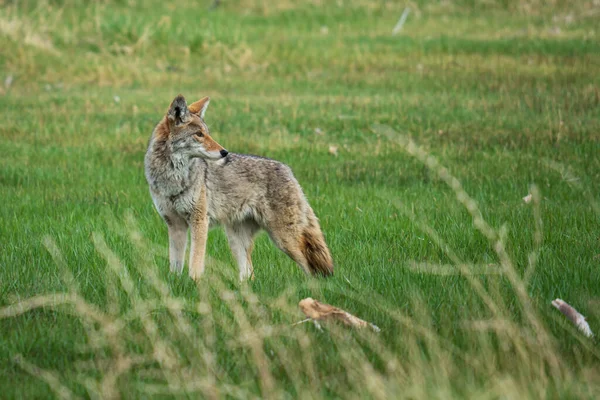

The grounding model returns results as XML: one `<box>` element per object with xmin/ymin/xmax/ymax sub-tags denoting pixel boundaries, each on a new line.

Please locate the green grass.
<box><xmin>1</xmin><ymin>0</ymin><xmax>599</xmax><ymax>398</ymax></box>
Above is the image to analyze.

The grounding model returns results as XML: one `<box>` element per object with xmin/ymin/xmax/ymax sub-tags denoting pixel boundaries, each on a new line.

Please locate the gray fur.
<box><xmin>145</xmin><ymin>95</ymin><xmax>333</xmax><ymax>280</ymax></box>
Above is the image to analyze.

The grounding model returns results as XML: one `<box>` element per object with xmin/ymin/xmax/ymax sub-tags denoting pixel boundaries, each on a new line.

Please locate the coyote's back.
<box><xmin>207</xmin><ymin>153</ymin><xmax>334</xmax><ymax>276</ymax></box>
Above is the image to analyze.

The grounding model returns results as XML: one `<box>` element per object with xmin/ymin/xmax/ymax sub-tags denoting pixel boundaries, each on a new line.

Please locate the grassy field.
<box><xmin>1</xmin><ymin>0</ymin><xmax>600</xmax><ymax>398</ymax></box>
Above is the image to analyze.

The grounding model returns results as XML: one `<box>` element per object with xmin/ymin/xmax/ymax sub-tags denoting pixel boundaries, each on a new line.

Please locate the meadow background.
<box><xmin>1</xmin><ymin>0</ymin><xmax>599</xmax><ymax>398</ymax></box>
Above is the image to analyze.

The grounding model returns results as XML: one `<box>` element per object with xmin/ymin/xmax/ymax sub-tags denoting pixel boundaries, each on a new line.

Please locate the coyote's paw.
<box><xmin>239</xmin><ymin>270</ymin><xmax>255</xmax><ymax>282</ymax></box>
<box><xmin>189</xmin><ymin>266</ymin><xmax>205</xmax><ymax>281</ymax></box>
<box><xmin>170</xmin><ymin>261</ymin><xmax>184</xmax><ymax>274</ymax></box>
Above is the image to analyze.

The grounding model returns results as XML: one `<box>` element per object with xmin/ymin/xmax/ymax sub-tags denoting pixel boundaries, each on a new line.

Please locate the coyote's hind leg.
<box><xmin>225</xmin><ymin>222</ymin><xmax>260</xmax><ymax>281</ymax></box>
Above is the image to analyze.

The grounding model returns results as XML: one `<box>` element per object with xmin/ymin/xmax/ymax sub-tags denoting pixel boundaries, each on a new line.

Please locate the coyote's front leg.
<box><xmin>189</xmin><ymin>188</ymin><xmax>209</xmax><ymax>280</ymax></box>
<box><xmin>166</xmin><ymin>215</ymin><xmax>188</xmax><ymax>274</ymax></box>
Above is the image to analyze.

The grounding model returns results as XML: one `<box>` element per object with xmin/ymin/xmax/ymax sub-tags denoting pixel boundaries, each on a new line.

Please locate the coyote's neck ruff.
<box><xmin>146</xmin><ymin>126</ymin><xmax>205</xmax><ymax>199</ymax></box>
<box><xmin>145</xmin><ymin>94</ymin><xmax>333</xmax><ymax>281</ymax></box>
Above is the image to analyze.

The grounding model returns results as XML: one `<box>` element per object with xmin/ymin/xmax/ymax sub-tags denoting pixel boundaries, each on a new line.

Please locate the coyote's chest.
<box><xmin>149</xmin><ymin>184</ymin><xmax>195</xmax><ymax>220</ymax></box>
<box><xmin>147</xmin><ymin>157</ymin><xmax>208</xmax><ymax>221</ymax></box>
<box><xmin>154</xmin><ymin>187</ymin><xmax>221</xmax><ymax>228</ymax></box>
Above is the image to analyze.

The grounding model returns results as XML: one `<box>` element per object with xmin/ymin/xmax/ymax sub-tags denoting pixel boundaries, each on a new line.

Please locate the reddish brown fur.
<box><xmin>299</xmin><ymin>216</ymin><xmax>334</xmax><ymax>276</ymax></box>
<box><xmin>154</xmin><ymin>116</ymin><xmax>170</xmax><ymax>141</ymax></box>
<box><xmin>157</xmin><ymin>100</ymin><xmax>225</xmax><ymax>154</ymax></box>
<box><xmin>198</xmin><ymin>134</ymin><xmax>225</xmax><ymax>152</ymax></box>
<box><xmin>188</xmin><ymin>97</ymin><xmax>210</xmax><ymax>115</ymax></box>
<box><xmin>187</xmin><ymin>114</ymin><xmax>224</xmax><ymax>152</ymax></box>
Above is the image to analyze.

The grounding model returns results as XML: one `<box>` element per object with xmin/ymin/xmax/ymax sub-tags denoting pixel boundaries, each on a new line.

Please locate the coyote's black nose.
<box><xmin>220</xmin><ymin>149</ymin><xmax>229</xmax><ymax>157</ymax></box>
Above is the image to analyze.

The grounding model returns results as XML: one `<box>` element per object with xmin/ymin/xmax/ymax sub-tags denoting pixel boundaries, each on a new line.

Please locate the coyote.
<box><xmin>144</xmin><ymin>95</ymin><xmax>333</xmax><ymax>280</ymax></box>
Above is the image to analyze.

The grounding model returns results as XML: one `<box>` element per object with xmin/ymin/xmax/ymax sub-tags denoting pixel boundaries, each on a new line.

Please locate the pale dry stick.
<box><xmin>123</xmin><ymin>214</ymin><xmax>220</xmax><ymax>400</ymax></box>
<box><xmin>92</xmin><ymin>233</ymin><xmax>186</xmax><ymax>394</ymax></box>
<box><xmin>552</xmin><ymin>299</ymin><xmax>594</xmax><ymax>338</ymax></box>
<box><xmin>290</xmin><ymin>318</ymin><xmax>311</xmax><ymax>326</ymax></box>
<box><xmin>524</xmin><ymin>185</ymin><xmax>543</xmax><ymax>286</ymax></box>
<box><xmin>375</xmin><ymin>125</ymin><xmax>563</xmax><ymax>379</ymax></box>
<box><xmin>543</xmin><ymin>304</ymin><xmax>600</xmax><ymax>363</ymax></box>
<box><xmin>392</xmin><ymin>7</ymin><xmax>411</xmax><ymax>35</ymax></box>
<box><xmin>13</xmin><ymin>354</ymin><xmax>78</xmax><ymax>400</ymax></box>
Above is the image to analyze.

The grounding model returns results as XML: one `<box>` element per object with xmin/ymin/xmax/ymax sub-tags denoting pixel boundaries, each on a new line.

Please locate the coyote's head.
<box><xmin>163</xmin><ymin>94</ymin><xmax>228</xmax><ymax>160</ymax></box>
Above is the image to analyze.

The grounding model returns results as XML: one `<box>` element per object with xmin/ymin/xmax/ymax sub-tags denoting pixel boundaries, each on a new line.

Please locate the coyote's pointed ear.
<box><xmin>167</xmin><ymin>94</ymin><xmax>191</xmax><ymax>126</ymax></box>
<box><xmin>188</xmin><ymin>96</ymin><xmax>210</xmax><ymax>119</ymax></box>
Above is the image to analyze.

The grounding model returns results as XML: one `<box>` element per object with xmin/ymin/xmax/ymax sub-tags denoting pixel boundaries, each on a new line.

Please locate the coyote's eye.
<box><xmin>195</xmin><ymin>131</ymin><xmax>204</xmax><ymax>138</ymax></box>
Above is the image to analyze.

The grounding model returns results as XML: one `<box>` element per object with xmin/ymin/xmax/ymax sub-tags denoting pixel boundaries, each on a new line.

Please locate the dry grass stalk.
<box><xmin>372</xmin><ymin>124</ymin><xmax>574</xmax><ymax>385</ymax></box>
<box><xmin>298</xmin><ymin>298</ymin><xmax>380</xmax><ymax>332</ymax></box>
<box><xmin>392</xmin><ymin>7</ymin><xmax>411</xmax><ymax>35</ymax></box>
<box><xmin>552</xmin><ymin>299</ymin><xmax>594</xmax><ymax>338</ymax></box>
<box><xmin>13</xmin><ymin>355</ymin><xmax>77</xmax><ymax>400</ymax></box>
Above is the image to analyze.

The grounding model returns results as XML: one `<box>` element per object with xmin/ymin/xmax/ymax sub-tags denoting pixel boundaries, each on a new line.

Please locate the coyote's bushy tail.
<box><xmin>300</xmin><ymin>213</ymin><xmax>334</xmax><ymax>276</ymax></box>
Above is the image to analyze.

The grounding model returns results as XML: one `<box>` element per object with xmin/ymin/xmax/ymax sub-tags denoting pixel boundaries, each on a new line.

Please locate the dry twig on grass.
<box><xmin>392</xmin><ymin>8</ymin><xmax>411</xmax><ymax>35</ymax></box>
<box><xmin>296</xmin><ymin>298</ymin><xmax>380</xmax><ymax>332</ymax></box>
<box><xmin>552</xmin><ymin>299</ymin><xmax>594</xmax><ymax>338</ymax></box>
